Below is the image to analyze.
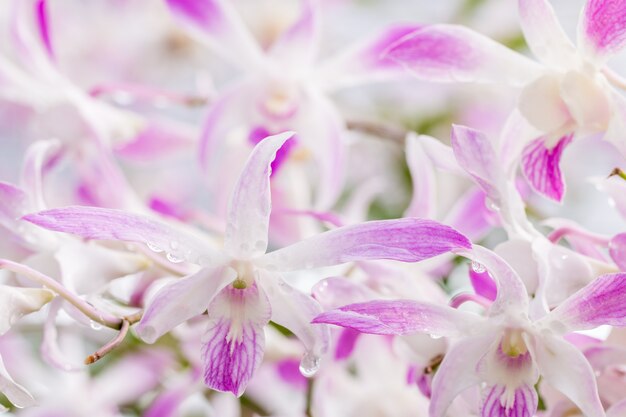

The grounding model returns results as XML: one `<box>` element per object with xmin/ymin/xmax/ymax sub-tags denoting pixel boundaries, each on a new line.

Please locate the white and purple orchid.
<box><xmin>23</xmin><ymin>132</ymin><xmax>471</xmax><ymax>397</ymax></box>
<box><xmin>314</xmin><ymin>245</ymin><xmax>626</xmax><ymax>417</ymax></box>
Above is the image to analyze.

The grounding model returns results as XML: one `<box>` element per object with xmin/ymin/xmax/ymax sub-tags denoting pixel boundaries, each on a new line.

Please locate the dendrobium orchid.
<box><xmin>24</xmin><ymin>132</ymin><xmax>471</xmax><ymax>397</ymax></box>
<box><xmin>165</xmin><ymin>0</ymin><xmax>422</xmax><ymax>212</ymax></box>
<box><xmin>385</xmin><ymin>0</ymin><xmax>626</xmax><ymax>202</ymax></box>
<box><xmin>314</xmin><ymin>245</ymin><xmax>626</xmax><ymax>417</ymax></box>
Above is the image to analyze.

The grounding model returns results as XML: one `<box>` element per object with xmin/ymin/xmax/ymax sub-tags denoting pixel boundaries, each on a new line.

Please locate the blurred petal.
<box><xmin>0</xmin><ymin>284</ymin><xmax>54</xmax><ymax>335</ymax></box>
<box><xmin>223</xmin><ymin>131</ymin><xmax>294</xmax><ymax>259</ymax></box>
<box><xmin>136</xmin><ymin>266</ymin><xmax>235</xmax><ymax>343</ymax></box>
<box><xmin>316</xmin><ymin>24</ymin><xmax>422</xmax><ymax>90</ymax></box>
<box><xmin>20</xmin><ymin>139</ymin><xmax>62</xmax><ymax>211</ymax></box>
<box><xmin>404</xmin><ymin>133</ymin><xmax>436</xmax><ymax>218</ymax></box>
<box><xmin>451</xmin><ymin>125</ymin><xmax>500</xmax><ymax>198</ymax></box>
<box><xmin>0</xmin><ymin>182</ymin><xmax>27</xmax><ymax>230</ymax></box>
<box><xmin>165</xmin><ymin>0</ymin><xmax>263</xmax><ymax>68</ymax></box>
<box><xmin>23</xmin><ymin>206</ymin><xmax>224</xmax><ymax>266</ymax></box>
<box><xmin>269</xmin><ymin>0</ymin><xmax>319</xmax><ymax>68</ymax></box>
<box><xmin>313</xmin><ymin>299</ymin><xmax>478</xmax><ymax>337</ymax></box>
<box><xmin>384</xmin><ymin>24</ymin><xmax>541</xmax><ymax>86</ymax></box>
<box><xmin>544</xmin><ymin>273</ymin><xmax>626</xmax><ymax>331</ymax></box>
<box><xmin>518</xmin><ymin>0</ymin><xmax>577</xmax><ymax>68</ymax></box>
<box><xmin>260</xmin><ymin>218</ymin><xmax>471</xmax><ymax>271</ymax></box>
<box><xmin>40</xmin><ymin>298</ymin><xmax>81</xmax><ymax>371</ymax></box>
<box><xmin>578</xmin><ymin>0</ymin><xmax>626</xmax><ymax>62</ymax></box>
<box><xmin>430</xmin><ymin>333</ymin><xmax>496</xmax><ymax>417</ymax></box>
<box><xmin>202</xmin><ymin>283</ymin><xmax>271</xmax><ymax>396</ymax></box>
<box><xmin>531</xmin><ymin>335</ymin><xmax>604</xmax><ymax>417</ymax></box>
<box><xmin>521</xmin><ymin>134</ymin><xmax>573</xmax><ymax>202</ymax></box>
<box><xmin>0</xmin><ymin>354</ymin><xmax>35</xmax><ymax>408</ymax></box>
<box><xmin>609</xmin><ymin>233</ymin><xmax>626</xmax><ymax>270</ymax></box>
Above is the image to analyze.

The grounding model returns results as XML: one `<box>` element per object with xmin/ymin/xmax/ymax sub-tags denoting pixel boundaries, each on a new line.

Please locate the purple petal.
<box><xmin>544</xmin><ymin>273</ymin><xmax>626</xmax><ymax>331</ymax></box>
<box><xmin>480</xmin><ymin>384</ymin><xmax>537</xmax><ymax>417</ymax></box>
<box><xmin>316</xmin><ymin>24</ymin><xmax>422</xmax><ymax>89</ymax></box>
<box><xmin>334</xmin><ymin>328</ymin><xmax>361</xmax><ymax>360</ymax></box>
<box><xmin>469</xmin><ymin>268</ymin><xmax>498</xmax><ymax>301</ymax></box>
<box><xmin>383</xmin><ymin>24</ymin><xmax>541</xmax><ymax>86</ymax></box>
<box><xmin>579</xmin><ymin>0</ymin><xmax>626</xmax><ymax>61</ymax></box>
<box><xmin>451</xmin><ymin>125</ymin><xmax>499</xmax><ymax>199</ymax></box>
<box><xmin>114</xmin><ymin>120</ymin><xmax>196</xmax><ymax>162</ymax></box>
<box><xmin>521</xmin><ymin>134</ymin><xmax>573</xmax><ymax>202</ymax></box>
<box><xmin>609</xmin><ymin>233</ymin><xmax>626</xmax><ymax>270</ymax></box>
<box><xmin>202</xmin><ymin>283</ymin><xmax>271</xmax><ymax>396</ymax></box>
<box><xmin>260</xmin><ymin>276</ymin><xmax>329</xmax><ymax>360</ymax></box>
<box><xmin>23</xmin><ymin>206</ymin><xmax>224</xmax><ymax>266</ymax></box>
<box><xmin>443</xmin><ymin>188</ymin><xmax>495</xmax><ymax>242</ymax></box>
<box><xmin>35</xmin><ymin>0</ymin><xmax>54</xmax><ymax>61</ymax></box>
<box><xmin>312</xmin><ymin>299</ymin><xmax>476</xmax><ymax>337</ymax></box>
<box><xmin>41</xmin><ymin>298</ymin><xmax>81</xmax><ymax>371</ymax></box>
<box><xmin>260</xmin><ymin>218</ymin><xmax>471</xmax><ymax>271</ymax></box>
<box><xmin>518</xmin><ymin>0</ymin><xmax>577</xmax><ymax>68</ymax></box>
<box><xmin>247</xmin><ymin>126</ymin><xmax>298</xmax><ymax>175</ymax></box>
<box><xmin>531</xmin><ymin>335</ymin><xmax>604</xmax><ymax>417</ymax></box>
<box><xmin>430</xmin><ymin>334</ymin><xmax>496</xmax><ymax>417</ymax></box>
<box><xmin>223</xmin><ymin>131</ymin><xmax>294</xmax><ymax>260</ymax></box>
<box><xmin>165</xmin><ymin>0</ymin><xmax>263</xmax><ymax>68</ymax></box>
<box><xmin>136</xmin><ymin>266</ymin><xmax>235</xmax><ymax>343</ymax></box>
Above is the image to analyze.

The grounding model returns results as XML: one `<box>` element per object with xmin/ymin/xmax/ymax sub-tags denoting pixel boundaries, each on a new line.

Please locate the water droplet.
<box><xmin>89</xmin><ymin>320</ymin><xmax>102</xmax><ymax>331</ymax></box>
<box><xmin>299</xmin><ymin>353</ymin><xmax>320</xmax><ymax>378</ymax></box>
<box><xmin>166</xmin><ymin>253</ymin><xmax>183</xmax><ymax>263</ymax></box>
<box><xmin>471</xmin><ymin>261</ymin><xmax>486</xmax><ymax>273</ymax></box>
<box><xmin>429</xmin><ymin>334</ymin><xmax>442</xmax><ymax>340</ymax></box>
<box><xmin>146</xmin><ymin>242</ymin><xmax>163</xmax><ymax>253</ymax></box>
<box><xmin>485</xmin><ymin>198</ymin><xmax>500</xmax><ymax>212</ymax></box>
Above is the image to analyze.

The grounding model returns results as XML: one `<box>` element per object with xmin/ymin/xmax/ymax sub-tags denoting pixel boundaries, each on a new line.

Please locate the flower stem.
<box><xmin>85</xmin><ymin>319</ymin><xmax>130</xmax><ymax>364</ymax></box>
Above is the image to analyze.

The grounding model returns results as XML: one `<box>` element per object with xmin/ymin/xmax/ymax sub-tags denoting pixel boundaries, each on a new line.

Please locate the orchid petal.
<box><xmin>40</xmin><ymin>298</ymin><xmax>81</xmax><ymax>371</ymax></box>
<box><xmin>443</xmin><ymin>188</ymin><xmax>495</xmax><ymax>242</ymax></box>
<box><xmin>0</xmin><ymin>182</ymin><xmax>27</xmax><ymax>230</ymax></box>
<box><xmin>521</xmin><ymin>134</ymin><xmax>573</xmax><ymax>202</ymax></box>
<box><xmin>609</xmin><ymin>233</ymin><xmax>626</xmax><ymax>270</ymax></box>
<box><xmin>451</xmin><ymin>125</ymin><xmax>500</xmax><ymax>199</ymax></box>
<box><xmin>268</xmin><ymin>0</ymin><xmax>318</xmax><ymax>69</ymax></box>
<box><xmin>136</xmin><ymin>266</ymin><xmax>235</xmax><ymax>343</ymax></box>
<box><xmin>316</xmin><ymin>24</ymin><xmax>422</xmax><ymax>90</ymax></box>
<box><xmin>384</xmin><ymin>24</ymin><xmax>542</xmax><ymax>86</ymax></box>
<box><xmin>544</xmin><ymin>273</ymin><xmax>626</xmax><ymax>331</ymax></box>
<box><xmin>23</xmin><ymin>206</ymin><xmax>224</xmax><ymax>266</ymax></box>
<box><xmin>260</xmin><ymin>275</ymin><xmax>329</xmax><ymax>359</ymax></box>
<box><xmin>531</xmin><ymin>334</ymin><xmax>604</xmax><ymax>417</ymax></box>
<box><xmin>260</xmin><ymin>218</ymin><xmax>471</xmax><ymax>271</ymax></box>
<box><xmin>0</xmin><ymin>285</ymin><xmax>54</xmax><ymax>335</ymax></box>
<box><xmin>335</xmin><ymin>328</ymin><xmax>361</xmax><ymax>360</ymax></box>
<box><xmin>35</xmin><ymin>0</ymin><xmax>54</xmax><ymax>61</ymax></box>
<box><xmin>518</xmin><ymin>0</ymin><xmax>577</xmax><ymax>68</ymax></box>
<box><xmin>607</xmin><ymin>399</ymin><xmax>626</xmax><ymax>417</ymax></box>
<box><xmin>578</xmin><ymin>0</ymin><xmax>626</xmax><ymax>62</ymax></box>
<box><xmin>604</xmin><ymin>93</ymin><xmax>626</xmax><ymax>157</ymax></box>
<box><xmin>312</xmin><ymin>299</ymin><xmax>478</xmax><ymax>337</ymax></box>
<box><xmin>430</xmin><ymin>333</ymin><xmax>496</xmax><ymax>417</ymax></box>
<box><xmin>405</xmin><ymin>133</ymin><xmax>436</xmax><ymax>219</ymax></box>
<box><xmin>0</xmin><ymin>355</ymin><xmax>35</xmax><ymax>408</ymax></box>
<box><xmin>20</xmin><ymin>139</ymin><xmax>62</xmax><ymax>211</ymax></box>
<box><xmin>223</xmin><ymin>131</ymin><xmax>294</xmax><ymax>260</ymax></box>
<box><xmin>202</xmin><ymin>283</ymin><xmax>271</xmax><ymax>396</ymax></box>
<box><xmin>480</xmin><ymin>383</ymin><xmax>537</xmax><ymax>417</ymax></box>
<box><xmin>165</xmin><ymin>0</ymin><xmax>263</xmax><ymax>69</ymax></box>
<box><xmin>456</xmin><ymin>245</ymin><xmax>529</xmax><ymax>317</ymax></box>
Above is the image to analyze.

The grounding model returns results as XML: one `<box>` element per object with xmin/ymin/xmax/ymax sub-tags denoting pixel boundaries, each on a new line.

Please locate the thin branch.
<box><xmin>346</xmin><ymin>120</ymin><xmax>408</xmax><ymax>144</ymax></box>
<box><xmin>0</xmin><ymin>259</ymin><xmax>123</xmax><ymax>329</ymax></box>
<box><xmin>85</xmin><ymin>319</ymin><xmax>130</xmax><ymax>364</ymax></box>
<box><xmin>603</xmin><ymin>68</ymin><xmax>626</xmax><ymax>91</ymax></box>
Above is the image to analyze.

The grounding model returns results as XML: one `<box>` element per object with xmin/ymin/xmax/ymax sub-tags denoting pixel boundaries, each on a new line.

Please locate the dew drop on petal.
<box><xmin>299</xmin><ymin>352</ymin><xmax>320</xmax><ymax>378</ymax></box>
<box><xmin>166</xmin><ymin>253</ymin><xmax>183</xmax><ymax>263</ymax></box>
<box><xmin>429</xmin><ymin>334</ymin><xmax>442</xmax><ymax>340</ymax></box>
<box><xmin>471</xmin><ymin>261</ymin><xmax>486</xmax><ymax>273</ymax></box>
<box><xmin>485</xmin><ymin>198</ymin><xmax>500</xmax><ymax>212</ymax></box>
<box><xmin>146</xmin><ymin>242</ymin><xmax>163</xmax><ymax>253</ymax></box>
<box><xmin>89</xmin><ymin>320</ymin><xmax>103</xmax><ymax>331</ymax></box>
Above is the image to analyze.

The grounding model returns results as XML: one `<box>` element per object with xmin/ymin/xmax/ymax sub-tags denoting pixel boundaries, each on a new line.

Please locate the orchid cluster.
<box><xmin>1</xmin><ymin>0</ymin><xmax>626</xmax><ymax>416</ymax></box>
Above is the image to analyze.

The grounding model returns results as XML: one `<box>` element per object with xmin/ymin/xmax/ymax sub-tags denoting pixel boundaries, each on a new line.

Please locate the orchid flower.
<box><xmin>384</xmin><ymin>0</ymin><xmax>626</xmax><ymax>202</ymax></box>
<box><xmin>23</xmin><ymin>131</ymin><xmax>471</xmax><ymax>396</ymax></box>
<box><xmin>165</xmin><ymin>0</ymin><xmax>422</xmax><ymax>213</ymax></box>
<box><xmin>0</xmin><ymin>0</ymin><xmax>195</xmax><ymax>155</ymax></box>
<box><xmin>314</xmin><ymin>244</ymin><xmax>626</xmax><ymax>417</ymax></box>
